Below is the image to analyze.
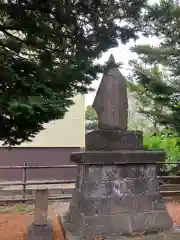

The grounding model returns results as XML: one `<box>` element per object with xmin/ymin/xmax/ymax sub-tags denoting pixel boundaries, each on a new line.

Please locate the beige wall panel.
<box><xmin>0</xmin><ymin>95</ymin><xmax>85</xmax><ymax>148</ymax></box>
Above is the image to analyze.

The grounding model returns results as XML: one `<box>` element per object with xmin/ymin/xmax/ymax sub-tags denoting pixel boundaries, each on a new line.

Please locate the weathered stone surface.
<box><xmin>80</xmin><ymin>196</ymin><xmax>102</xmax><ymax>215</ymax></box>
<box><xmin>78</xmin><ymin>165</ymin><xmax>157</xmax><ymax>183</ymax></box>
<box><xmin>79</xmin><ymin>195</ymin><xmax>160</xmax><ymax>216</ymax></box>
<box><xmin>66</xmin><ymin>204</ymin><xmax>83</xmax><ymax>234</ymax></box>
<box><xmin>130</xmin><ymin>211</ymin><xmax>173</xmax><ymax>233</ymax></box>
<box><xmin>63</xmin><ymin>230</ymin><xmax>180</xmax><ymax>240</ymax></box>
<box><xmin>34</xmin><ymin>189</ymin><xmax>48</xmax><ymax>225</ymax></box>
<box><xmin>93</xmin><ymin>54</ymin><xmax>128</xmax><ymax>130</ymax></box>
<box><xmin>101</xmin><ymin>165</ymin><xmax>128</xmax><ymax>180</ymax></box>
<box><xmin>153</xmin><ymin>199</ymin><xmax>166</xmax><ymax>211</ymax></box>
<box><xmin>82</xmin><ymin>214</ymin><xmax>131</xmax><ymax>236</ymax></box>
<box><xmin>62</xmin><ymin>208</ymin><xmax>180</xmax><ymax>240</ymax></box>
<box><xmin>82</xmin><ymin>165</ymin><xmax>127</xmax><ymax>183</ymax></box>
<box><xmin>126</xmin><ymin>177</ymin><xmax>160</xmax><ymax>195</ymax></box>
<box><xmin>86</xmin><ymin>130</ymin><xmax>143</xmax><ymax>150</ymax></box>
<box><xmin>27</xmin><ymin>224</ymin><xmax>53</xmax><ymax>240</ymax></box>
<box><xmin>82</xmin><ymin>181</ymin><xmax>115</xmax><ymax>198</ymax></box>
<box><xmin>127</xmin><ymin>165</ymin><xmax>157</xmax><ymax>178</ymax></box>
<box><xmin>71</xmin><ymin>151</ymin><xmax>165</xmax><ymax>164</ymax></box>
<box><xmin>75</xmin><ymin>165</ymin><xmax>84</xmax><ymax>192</ymax></box>
<box><xmin>81</xmin><ymin>212</ymin><xmax>173</xmax><ymax>237</ymax></box>
<box><xmin>81</xmin><ymin>178</ymin><xmax>159</xmax><ymax>198</ymax></box>
<box><xmin>100</xmin><ymin>195</ymin><xmax>157</xmax><ymax>214</ymax></box>
<box><xmin>62</xmin><ymin>208</ymin><xmax>176</xmax><ymax>240</ymax></box>
<box><xmin>84</xmin><ymin>165</ymin><xmax>102</xmax><ymax>182</ymax></box>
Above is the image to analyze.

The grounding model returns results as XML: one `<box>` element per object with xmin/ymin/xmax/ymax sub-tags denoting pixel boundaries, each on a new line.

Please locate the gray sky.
<box><xmin>85</xmin><ymin>0</ymin><xmax>159</xmax><ymax>106</ymax></box>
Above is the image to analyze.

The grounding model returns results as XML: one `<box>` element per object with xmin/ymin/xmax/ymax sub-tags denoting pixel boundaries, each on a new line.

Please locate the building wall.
<box><xmin>0</xmin><ymin>147</ymin><xmax>78</xmax><ymax>181</ymax></box>
<box><xmin>0</xmin><ymin>95</ymin><xmax>85</xmax><ymax>181</ymax></box>
<box><xmin>19</xmin><ymin>94</ymin><xmax>85</xmax><ymax>148</ymax></box>
<box><xmin>0</xmin><ymin>95</ymin><xmax>85</xmax><ymax>148</ymax></box>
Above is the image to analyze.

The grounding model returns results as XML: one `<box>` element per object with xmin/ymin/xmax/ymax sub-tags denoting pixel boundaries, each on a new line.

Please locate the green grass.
<box><xmin>0</xmin><ymin>201</ymin><xmax>55</xmax><ymax>214</ymax></box>
<box><xmin>0</xmin><ymin>203</ymin><xmax>34</xmax><ymax>213</ymax></box>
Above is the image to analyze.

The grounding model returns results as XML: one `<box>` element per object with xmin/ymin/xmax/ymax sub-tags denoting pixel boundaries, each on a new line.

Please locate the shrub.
<box><xmin>143</xmin><ymin>132</ymin><xmax>180</xmax><ymax>174</ymax></box>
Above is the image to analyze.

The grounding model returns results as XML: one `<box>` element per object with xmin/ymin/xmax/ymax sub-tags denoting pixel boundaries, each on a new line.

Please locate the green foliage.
<box><xmin>128</xmin><ymin>64</ymin><xmax>176</xmax><ymax>133</ymax></box>
<box><xmin>128</xmin><ymin>0</ymin><xmax>180</xmax><ymax>135</ymax></box>
<box><xmin>85</xmin><ymin>105</ymin><xmax>98</xmax><ymax>132</ymax></box>
<box><xmin>143</xmin><ymin>132</ymin><xmax>180</xmax><ymax>172</ymax></box>
<box><xmin>85</xmin><ymin>121</ymin><xmax>98</xmax><ymax>132</ymax></box>
<box><xmin>0</xmin><ymin>0</ymin><xmax>147</xmax><ymax>146</ymax></box>
<box><xmin>85</xmin><ymin>105</ymin><xmax>98</xmax><ymax>122</ymax></box>
<box><xmin>144</xmin><ymin>133</ymin><xmax>180</xmax><ymax>162</ymax></box>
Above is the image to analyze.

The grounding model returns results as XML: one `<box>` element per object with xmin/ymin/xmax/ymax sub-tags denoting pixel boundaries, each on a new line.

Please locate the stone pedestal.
<box><xmin>64</xmin><ymin>130</ymin><xmax>174</xmax><ymax>240</ymax></box>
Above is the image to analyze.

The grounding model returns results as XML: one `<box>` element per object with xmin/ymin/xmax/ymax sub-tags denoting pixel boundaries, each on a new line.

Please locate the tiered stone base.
<box><xmin>62</xmin><ymin>224</ymin><xmax>180</xmax><ymax>240</ymax></box>
<box><xmin>65</xmin><ymin>162</ymin><xmax>173</xmax><ymax>239</ymax></box>
<box><xmin>65</xmin><ymin>130</ymin><xmax>175</xmax><ymax>239</ymax></box>
<box><xmin>61</xmin><ymin>210</ymin><xmax>180</xmax><ymax>240</ymax></box>
<box><xmin>59</xmin><ymin>204</ymin><xmax>180</xmax><ymax>240</ymax></box>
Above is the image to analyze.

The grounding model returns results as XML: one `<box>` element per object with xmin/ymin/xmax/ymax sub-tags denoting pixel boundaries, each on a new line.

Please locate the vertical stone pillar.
<box><xmin>27</xmin><ymin>189</ymin><xmax>53</xmax><ymax>240</ymax></box>
<box><xmin>34</xmin><ymin>189</ymin><xmax>48</xmax><ymax>225</ymax></box>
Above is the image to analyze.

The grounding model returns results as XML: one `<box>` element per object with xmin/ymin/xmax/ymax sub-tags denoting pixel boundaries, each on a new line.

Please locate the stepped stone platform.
<box><xmin>60</xmin><ymin>55</ymin><xmax>180</xmax><ymax>240</ymax></box>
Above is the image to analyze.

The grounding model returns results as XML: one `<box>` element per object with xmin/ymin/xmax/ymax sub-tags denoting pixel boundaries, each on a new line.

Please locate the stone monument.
<box><xmin>63</xmin><ymin>55</ymin><xmax>179</xmax><ymax>239</ymax></box>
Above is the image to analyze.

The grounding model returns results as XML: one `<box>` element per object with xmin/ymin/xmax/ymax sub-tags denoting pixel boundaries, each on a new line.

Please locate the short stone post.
<box><xmin>62</xmin><ymin>55</ymin><xmax>180</xmax><ymax>240</ymax></box>
<box><xmin>27</xmin><ymin>189</ymin><xmax>53</xmax><ymax>240</ymax></box>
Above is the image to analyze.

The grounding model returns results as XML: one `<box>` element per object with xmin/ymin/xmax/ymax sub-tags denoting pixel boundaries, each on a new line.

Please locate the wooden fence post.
<box><xmin>22</xmin><ymin>162</ymin><xmax>27</xmax><ymax>202</ymax></box>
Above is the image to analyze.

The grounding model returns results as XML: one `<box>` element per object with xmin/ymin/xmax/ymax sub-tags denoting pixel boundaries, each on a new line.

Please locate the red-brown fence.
<box><xmin>0</xmin><ymin>163</ymin><xmax>76</xmax><ymax>203</ymax></box>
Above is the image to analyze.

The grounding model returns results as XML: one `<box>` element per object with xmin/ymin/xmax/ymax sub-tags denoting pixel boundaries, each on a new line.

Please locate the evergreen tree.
<box><xmin>0</xmin><ymin>0</ymin><xmax>147</xmax><ymax>145</ymax></box>
<box><xmin>85</xmin><ymin>105</ymin><xmax>98</xmax><ymax>132</ymax></box>
<box><xmin>85</xmin><ymin>105</ymin><xmax>98</xmax><ymax>122</ymax></box>
<box><xmin>128</xmin><ymin>0</ymin><xmax>180</xmax><ymax>135</ymax></box>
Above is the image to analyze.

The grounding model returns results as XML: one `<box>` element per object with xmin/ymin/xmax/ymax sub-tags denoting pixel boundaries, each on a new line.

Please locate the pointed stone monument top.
<box><xmin>107</xmin><ymin>53</ymin><xmax>116</xmax><ymax>64</ymax></box>
<box><xmin>93</xmin><ymin>55</ymin><xmax>128</xmax><ymax>130</ymax></box>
